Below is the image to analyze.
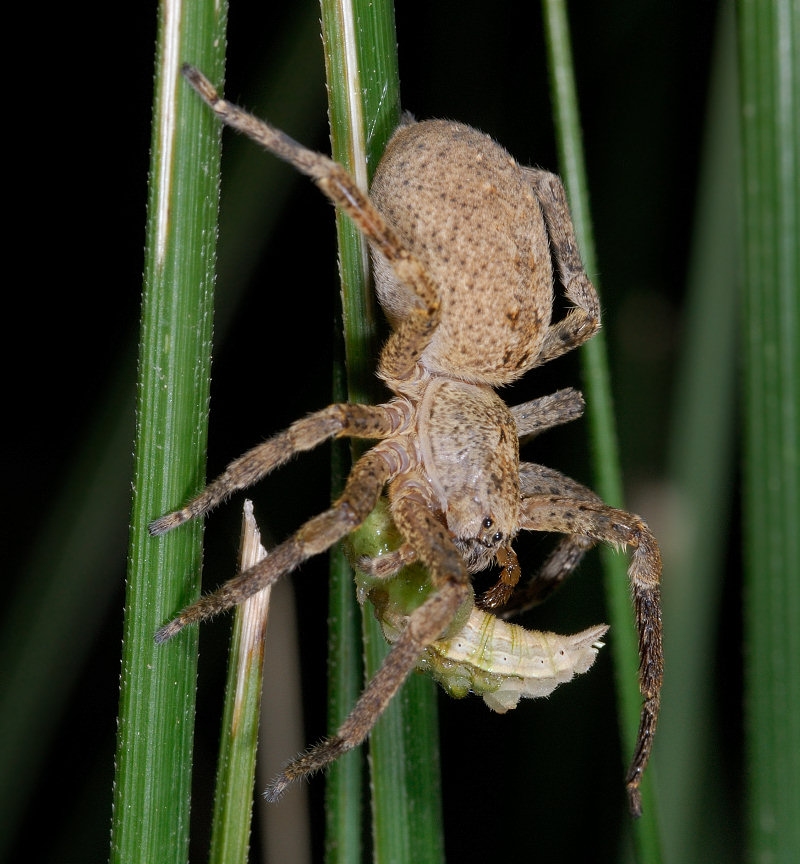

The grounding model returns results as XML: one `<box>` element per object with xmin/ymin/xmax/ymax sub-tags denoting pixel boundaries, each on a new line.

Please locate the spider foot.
<box><xmin>626</xmin><ymin>778</ymin><xmax>643</xmax><ymax>819</ymax></box>
<box><xmin>264</xmin><ymin>735</ymin><xmax>348</xmax><ymax>802</ymax></box>
<box><xmin>149</xmin><ymin>509</ymin><xmax>191</xmax><ymax>536</ymax></box>
<box><xmin>153</xmin><ymin>617</ymin><xmax>186</xmax><ymax>644</ymax></box>
<box><xmin>263</xmin><ymin>773</ymin><xmax>291</xmax><ymax>804</ymax></box>
<box><xmin>356</xmin><ymin>542</ymin><xmax>417</xmax><ymax>580</ymax></box>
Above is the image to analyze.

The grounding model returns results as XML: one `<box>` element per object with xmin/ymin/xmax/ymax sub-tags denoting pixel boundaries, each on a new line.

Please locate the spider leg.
<box><xmin>519</xmin><ymin>489</ymin><xmax>662</xmax><ymax>817</ymax></box>
<box><xmin>510</xmin><ymin>387</ymin><xmax>585</xmax><ymax>437</ymax></box>
<box><xmin>154</xmin><ymin>444</ymin><xmax>402</xmax><ymax>642</ymax></box>
<box><xmin>264</xmin><ymin>487</ymin><xmax>472</xmax><ymax>801</ymax></box>
<box><xmin>522</xmin><ymin>168</ymin><xmax>601</xmax><ymax>364</ymax></box>
<box><xmin>357</xmin><ymin>541</ymin><xmax>418</xmax><ymax>579</ymax></box>
<box><xmin>501</xmin><ymin>463</ymin><xmax>600</xmax><ymax>614</ymax></box>
<box><xmin>149</xmin><ymin>401</ymin><xmax>407</xmax><ymax>535</ymax></box>
<box><xmin>183</xmin><ymin>66</ymin><xmax>440</xmax><ymax>381</ymax></box>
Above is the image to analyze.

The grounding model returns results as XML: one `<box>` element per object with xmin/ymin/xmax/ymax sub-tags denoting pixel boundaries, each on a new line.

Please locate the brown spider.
<box><xmin>151</xmin><ymin>64</ymin><xmax>663</xmax><ymax>816</ymax></box>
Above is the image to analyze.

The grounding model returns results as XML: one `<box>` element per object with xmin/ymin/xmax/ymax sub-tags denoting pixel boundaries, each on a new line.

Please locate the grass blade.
<box><xmin>320</xmin><ymin>1</ymin><xmax>445</xmax><ymax>862</ymax></box>
<box><xmin>541</xmin><ymin>1</ymin><xmax>662</xmax><ymax>858</ymax></box>
<box><xmin>109</xmin><ymin>2</ymin><xmax>227</xmax><ymax>860</ymax></box>
<box><xmin>738</xmin><ymin>0</ymin><xmax>800</xmax><ymax>860</ymax></box>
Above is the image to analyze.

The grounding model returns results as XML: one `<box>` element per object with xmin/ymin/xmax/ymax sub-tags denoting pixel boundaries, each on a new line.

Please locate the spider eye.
<box><xmin>493</xmin><ymin>531</ymin><xmax>503</xmax><ymax>543</ymax></box>
<box><xmin>483</xmin><ymin>517</ymin><xmax>493</xmax><ymax>529</ymax></box>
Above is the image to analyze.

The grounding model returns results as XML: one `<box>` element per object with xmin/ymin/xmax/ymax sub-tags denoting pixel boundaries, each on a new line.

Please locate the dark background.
<box><xmin>4</xmin><ymin>1</ymin><xmax>740</xmax><ymax>861</ymax></box>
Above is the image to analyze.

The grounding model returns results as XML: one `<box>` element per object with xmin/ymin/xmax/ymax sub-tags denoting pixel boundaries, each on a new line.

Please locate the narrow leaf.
<box><xmin>110</xmin><ymin>2</ymin><xmax>227</xmax><ymax>861</ymax></box>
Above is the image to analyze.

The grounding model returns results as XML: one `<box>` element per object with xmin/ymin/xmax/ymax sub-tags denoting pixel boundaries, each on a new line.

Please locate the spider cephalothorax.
<box><xmin>150</xmin><ymin>66</ymin><xmax>663</xmax><ymax>816</ymax></box>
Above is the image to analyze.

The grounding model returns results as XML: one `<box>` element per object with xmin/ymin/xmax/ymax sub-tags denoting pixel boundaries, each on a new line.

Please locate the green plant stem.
<box><xmin>541</xmin><ymin>1</ymin><xmax>662</xmax><ymax>859</ymax></box>
<box><xmin>109</xmin><ymin>2</ymin><xmax>227</xmax><ymax>861</ymax></box>
<box><xmin>738</xmin><ymin>0</ymin><xmax>800</xmax><ymax>860</ymax></box>
<box><xmin>320</xmin><ymin>1</ymin><xmax>444</xmax><ymax>862</ymax></box>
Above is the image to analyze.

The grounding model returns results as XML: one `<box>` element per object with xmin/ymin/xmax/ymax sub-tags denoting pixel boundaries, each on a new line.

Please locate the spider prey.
<box><xmin>151</xmin><ymin>64</ymin><xmax>663</xmax><ymax>816</ymax></box>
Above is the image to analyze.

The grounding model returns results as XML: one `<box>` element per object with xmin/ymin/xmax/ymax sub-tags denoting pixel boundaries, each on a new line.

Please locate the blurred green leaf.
<box><xmin>739</xmin><ymin>0</ymin><xmax>800</xmax><ymax>860</ymax></box>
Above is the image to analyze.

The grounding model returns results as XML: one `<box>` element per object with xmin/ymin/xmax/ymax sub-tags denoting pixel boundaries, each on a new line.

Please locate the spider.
<box><xmin>151</xmin><ymin>64</ymin><xmax>663</xmax><ymax>817</ymax></box>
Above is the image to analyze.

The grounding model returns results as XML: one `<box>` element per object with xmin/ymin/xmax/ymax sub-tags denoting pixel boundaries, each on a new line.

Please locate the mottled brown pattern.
<box><xmin>370</xmin><ymin>120</ymin><xmax>553</xmax><ymax>385</ymax></box>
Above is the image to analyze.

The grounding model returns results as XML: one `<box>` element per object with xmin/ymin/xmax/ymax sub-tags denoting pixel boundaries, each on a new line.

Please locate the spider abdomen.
<box><xmin>370</xmin><ymin>119</ymin><xmax>553</xmax><ymax>386</ymax></box>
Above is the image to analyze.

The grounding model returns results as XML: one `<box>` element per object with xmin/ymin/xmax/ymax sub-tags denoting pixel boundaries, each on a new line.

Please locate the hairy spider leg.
<box><xmin>509</xmin><ymin>387</ymin><xmax>586</xmax><ymax>436</ymax></box>
<box><xmin>519</xmin><ymin>491</ymin><xmax>663</xmax><ymax>817</ymax></box>
<box><xmin>154</xmin><ymin>443</ymin><xmax>404</xmax><ymax>642</ymax></box>
<box><xmin>265</xmin><ymin>485</ymin><xmax>472</xmax><ymax>800</ymax></box>
<box><xmin>498</xmin><ymin>463</ymin><xmax>602</xmax><ymax>613</ymax></box>
<box><xmin>182</xmin><ymin>65</ymin><xmax>441</xmax><ymax>383</ymax></box>
<box><xmin>150</xmin><ymin>402</ymin><xmax>407</xmax><ymax>535</ymax></box>
<box><xmin>522</xmin><ymin>168</ymin><xmax>601</xmax><ymax>365</ymax></box>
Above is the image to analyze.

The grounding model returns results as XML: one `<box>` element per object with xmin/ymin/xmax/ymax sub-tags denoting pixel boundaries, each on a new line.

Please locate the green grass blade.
<box><xmin>109</xmin><ymin>2</ymin><xmax>227</xmax><ymax>861</ymax></box>
<box><xmin>738</xmin><ymin>0</ymin><xmax>800</xmax><ymax>860</ymax></box>
<box><xmin>326</xmin><ymin>519</ymin><xmax>365</xmax><ymax>864</ymax></box>
<box><xmin>320</xmin><ymin>0</ymin><xmax>383</xmax><ymax>851</ymax></box>
<box><xmin>320</xmin><ymin>2</ymin><xmax>445</xmax><ymax>862</ymax></box>
<box><xmin>362</xmin><ymin>627</ymin><xmax>443</xmax><ymax>864</ymax></box>
<box><xmin>541</xmin><ymin>1</ymin><xmax>662</xmax><ymax>859</ymax></box>
<box><xmin>320</xmin><ymin>0</ymin><xmax>398</xmax><ymax>406</ymax></box>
